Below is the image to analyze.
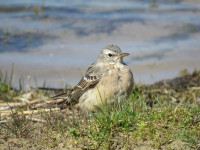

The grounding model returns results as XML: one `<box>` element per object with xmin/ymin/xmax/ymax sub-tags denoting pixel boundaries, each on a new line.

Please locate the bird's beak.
<box><xmin>117</xmin><ymin>53</ymin><xmax>129</xmax><ymax>58</ymax></box>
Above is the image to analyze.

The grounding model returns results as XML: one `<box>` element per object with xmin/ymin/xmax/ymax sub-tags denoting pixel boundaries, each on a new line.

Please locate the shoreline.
<box><xmin>1</xmin><ymin>48</ymin><xmax>199</xmax><ymax>89</ymax></box>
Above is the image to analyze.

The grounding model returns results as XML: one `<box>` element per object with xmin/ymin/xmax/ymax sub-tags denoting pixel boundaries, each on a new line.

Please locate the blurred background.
<box><xmin>0</xmin><ymin>0</ymin><xmax>200</xmax><ymax>89</ymax></box>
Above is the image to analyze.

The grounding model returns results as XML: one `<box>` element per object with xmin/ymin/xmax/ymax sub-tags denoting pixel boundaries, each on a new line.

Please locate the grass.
<box><xmin>3</xmin><ymin>108</ymin><xmax>34</xmax><ymax>139</ymax></box>
<box><xmin>0</xmin><ymin>68</ymin><xmax>20</xmax><ymax>101</ymax></box>
<box><xmin>0</xmin><ymin>69</ymin><xmax>200</xmax><ymax>149</ymax></box>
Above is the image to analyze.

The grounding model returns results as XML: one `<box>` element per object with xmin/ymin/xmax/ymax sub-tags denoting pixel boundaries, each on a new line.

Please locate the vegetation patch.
<box><xmin>0</xmin><ymin>70</ymin><xmax>200</xmax><ymax>149</ymax></box>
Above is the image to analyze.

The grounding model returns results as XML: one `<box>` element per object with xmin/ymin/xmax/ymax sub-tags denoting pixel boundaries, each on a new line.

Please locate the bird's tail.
<box><xmin>52</xmin><ymin>93</ymin><xmax>71</xmax><ymax>104</ymax></box>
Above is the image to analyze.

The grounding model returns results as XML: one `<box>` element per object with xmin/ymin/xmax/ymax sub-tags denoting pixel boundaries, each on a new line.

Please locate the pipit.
<box><xmin>53</xmin><ymin>45</ymin><xmax>134</xmax><ymax>112</ymax></box>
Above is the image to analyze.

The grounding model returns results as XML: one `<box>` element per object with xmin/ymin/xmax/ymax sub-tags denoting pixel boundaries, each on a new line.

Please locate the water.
<box><xmin>0</xmin><ymin>0</ymin><xmax>200</xmax><ymax>88</ymax></box>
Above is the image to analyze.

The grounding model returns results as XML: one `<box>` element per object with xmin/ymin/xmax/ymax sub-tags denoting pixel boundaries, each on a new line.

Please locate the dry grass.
<box><xmin>0</xmin><ymin>70</ymin><xmax>200</xmax><ymax>149</ymax></box>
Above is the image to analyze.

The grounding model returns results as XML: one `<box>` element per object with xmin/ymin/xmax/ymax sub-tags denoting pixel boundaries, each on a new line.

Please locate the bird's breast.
<box><xmin>104</xmin><ymin>64</ymin><xmax>133</xmax><ymax>95</ymax></box>
<box><xmin>78</xmin><ymin>63</ymin><xmax>134</xmax><ymax>112</ymax></box>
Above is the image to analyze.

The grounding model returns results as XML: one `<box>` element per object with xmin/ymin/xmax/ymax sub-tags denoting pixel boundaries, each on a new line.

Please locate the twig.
<box><xmin>191</xmin><ymin>87</ymin><xmax>200</xmax><ymax>90</ymax></box>
<box><xmin>0</xmin><ymin>99</ymin><xmax>46</xmax><ymax>111</ymax></box>
<box><xmin>0</xmin><ymin>97</ymin><xmax>66</xmax><ymax>113</ymax></box>
<box><xmin>0</xmin><ymin>102</ymin><xmax>23</xmax><ymax>107</ymax></box>
<box><xmin>27</xmin><ymin>117</ymin><xmax>46</xmax><ymax>123</ymax></box>
<box><xmin>0</xmin><ymin>120</ymin><xmax>7</xmax><ymax>124</ymax></box>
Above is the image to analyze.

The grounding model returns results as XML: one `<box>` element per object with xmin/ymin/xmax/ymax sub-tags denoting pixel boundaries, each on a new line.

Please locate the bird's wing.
<box><xmin>52</xmin><ymin>64</ymin><xmax>102</xmax><ymax>105</ymax></box>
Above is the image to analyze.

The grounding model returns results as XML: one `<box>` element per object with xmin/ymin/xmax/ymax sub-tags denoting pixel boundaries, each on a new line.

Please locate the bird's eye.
<box><xmin>108</xmin><ymin>53</ymin><xmax>112</xmax><ymax>57</ymax></box>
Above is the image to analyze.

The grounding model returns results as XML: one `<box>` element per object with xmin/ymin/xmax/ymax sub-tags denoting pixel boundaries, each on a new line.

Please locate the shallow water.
<box><xmin>0</xmin><ymin>0</ymin><xmax>200</xmax><ymax>88</ymax></box>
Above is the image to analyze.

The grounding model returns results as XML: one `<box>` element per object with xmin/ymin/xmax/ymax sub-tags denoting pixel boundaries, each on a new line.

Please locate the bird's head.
<box><xmin>97</xmin><ymin>45</ymin><xmax>129</xmax><ymax>64</ymax></box>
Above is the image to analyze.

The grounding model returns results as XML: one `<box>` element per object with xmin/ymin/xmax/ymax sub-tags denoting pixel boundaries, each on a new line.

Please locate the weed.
<box><xmin>0</xmin><ymin>67</ymin><xmax>20</xmax><ymax>101</ymax></box>
<box><xmin>3</xmin><ymin>108</ymin><xmax>34</xmax><ymax>138</ymax></box>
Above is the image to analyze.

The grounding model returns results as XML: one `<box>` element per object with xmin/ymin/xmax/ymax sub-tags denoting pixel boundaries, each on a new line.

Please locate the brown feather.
<box><xmin>52</xmin><ymin>64</ymin><xmax>102</xmax><ymax>105</ymax></box>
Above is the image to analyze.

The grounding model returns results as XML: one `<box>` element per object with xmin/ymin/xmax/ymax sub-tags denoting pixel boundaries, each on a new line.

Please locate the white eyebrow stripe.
<box><xmin>103</xmin><ymin>49</ymin><xmax>114</xmax><ymax>54</ymax></box>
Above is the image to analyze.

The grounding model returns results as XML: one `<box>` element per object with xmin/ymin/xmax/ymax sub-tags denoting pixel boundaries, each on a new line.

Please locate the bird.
<box><xmin>52</xmin><ymin>45</ymin><xmax>134</xmax><ymax>112</ymax></box>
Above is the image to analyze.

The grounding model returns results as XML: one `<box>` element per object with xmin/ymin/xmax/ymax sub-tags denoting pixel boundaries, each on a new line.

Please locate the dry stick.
<box><xmin>0</xmin><ymin>99</ymin><xmax>46</xmax><ymax>111</ymax></box>
<box><xmin>27</xmin><ymin>117</ymin><xmax>46</xmax><ymax>123</ymax></box>
<box><xmin>0</xmin><ymin>103</ymin><xmax>23</xmax><ymax>106</ymax></box>
<box><xmin>191</xmin><ymin>87</ymin><xmax>200</xmax><ymax>90</ymax></box>
<box><xmin>0</xmin><ymin>98</ymin><xmax>66</xmax><ymax>111</ymax></box>
<box><xmin>0</xmin><ymin>98</ymin><xmax>66</xmax><ymax>123</ymax></box>
<box><xmin>0</xmin><ymin>120</ymin><xmax>7</xmax><ymax>124</ymax></box>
